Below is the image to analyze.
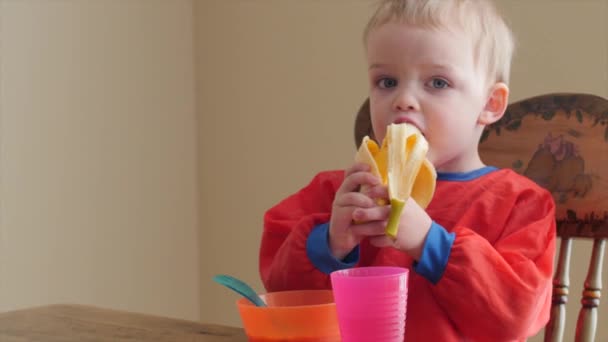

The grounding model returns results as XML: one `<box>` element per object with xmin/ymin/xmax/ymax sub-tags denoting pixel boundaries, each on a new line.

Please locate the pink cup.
<box><xmin>330</xmin><ymin>267</ymin><xmax>408</xmax><ymax>342</ymax></box>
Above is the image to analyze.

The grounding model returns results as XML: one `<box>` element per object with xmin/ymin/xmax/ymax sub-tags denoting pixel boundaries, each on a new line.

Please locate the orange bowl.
<box><xmin>237</xmin><ymin>289</ymin><xmax>340</xmax><ymax>342</ymax></box>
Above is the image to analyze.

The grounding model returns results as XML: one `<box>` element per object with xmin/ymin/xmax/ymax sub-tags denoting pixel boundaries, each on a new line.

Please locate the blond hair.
<box><xmin>364</xmin><ymin>0</ymin><xmax>515</xmax><ymax>85</ymax></box>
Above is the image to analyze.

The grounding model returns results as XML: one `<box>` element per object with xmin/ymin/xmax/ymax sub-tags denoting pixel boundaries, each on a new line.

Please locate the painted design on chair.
<box><xmin>479</xmin><ymin>94</ymin><xmax>608</xmax><ymax>143</ymax></box>
<box><xmin>523</xmin><ymin>133</ymin><xmax>593</xmax><ymax>203</ymax></box>
<box><xmin>475</xmin><ymin>93</ymin><xmax>608</xmax><ymax>239</ymax></box>
<box><xmin>562</xmin><ymin>209</ymin><xmax>608</xmax><ymax>230</ymax></box>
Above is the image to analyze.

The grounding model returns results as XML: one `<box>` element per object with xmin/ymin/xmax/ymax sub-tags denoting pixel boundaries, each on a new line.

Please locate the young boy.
<box><xmin>260</xmin><ymin>0</ymin><xmax>556</xmax><ymax>341</ymax></box>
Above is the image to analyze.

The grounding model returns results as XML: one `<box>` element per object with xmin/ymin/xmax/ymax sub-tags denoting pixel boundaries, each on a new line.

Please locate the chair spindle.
<box><xmin>545</xmin><ymin>238</ymin><xmax>572</xmax><ymax>342</ymax></box>
<box><xmin>575</xmin><ymin>238</ymin><xmax>606</xmax><ymax>342</ymax></box>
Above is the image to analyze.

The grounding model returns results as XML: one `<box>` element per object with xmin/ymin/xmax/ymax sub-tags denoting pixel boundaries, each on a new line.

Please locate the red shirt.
<box><xmin>260</xmin><ymin>168</ymin><xmax>555</xmax><ymax>341</ymax></box>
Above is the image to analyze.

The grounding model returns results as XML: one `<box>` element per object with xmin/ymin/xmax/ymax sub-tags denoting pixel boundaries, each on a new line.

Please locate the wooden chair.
<box><xmin>353</xmin><ymin>93</ymin><xmax>608</xmax><ymax>342</ymax></box>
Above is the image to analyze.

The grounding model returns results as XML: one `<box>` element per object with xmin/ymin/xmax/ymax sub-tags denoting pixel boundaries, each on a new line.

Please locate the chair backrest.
<box><xmin>353</xmin><ymin>93</ymin><xmax>608</xmax><ymax>342</ymax></box>
<box><xmin>479</xmin><ymin>93</ymin><xmax>608</xmax><ymax>342</ymax></box>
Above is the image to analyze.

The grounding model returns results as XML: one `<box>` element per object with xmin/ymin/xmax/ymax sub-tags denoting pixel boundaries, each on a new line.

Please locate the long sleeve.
<box><xmin>259</xmin><ymin>170</ymin><xmax>345</xmax><ymax>292</ymax></box>
<box><xmin>260</xmin><ymin>167</ymin><xmax>556</xmax><ymax>341</ymax></box>
<box><xmin>429</xmin><ymin>183</ymin><xmax>556</xmax><ymax>341</ymax></box>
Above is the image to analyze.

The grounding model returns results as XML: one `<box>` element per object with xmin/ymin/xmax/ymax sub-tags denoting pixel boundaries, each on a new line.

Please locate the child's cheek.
<box><xmin>426</xmin><ymin>149</ymin><xmax>439</xmax><ymax>167</ymax></box>
<box><xmin>372</xmin><ymin>123</ymin><xmax>386</xmax><ymax>144</ymax></box>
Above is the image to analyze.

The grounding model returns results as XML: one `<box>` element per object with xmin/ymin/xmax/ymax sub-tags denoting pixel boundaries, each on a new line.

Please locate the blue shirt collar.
<box><xmin>437</xmin><ymin>166</ymin><xmax>498</xmax><ymax>181</ymax></box>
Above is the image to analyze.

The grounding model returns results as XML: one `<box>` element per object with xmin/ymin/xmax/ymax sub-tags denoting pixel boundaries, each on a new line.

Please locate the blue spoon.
<box><xmin>213</xmin><ymin>274</ymin><xmax>267</xmax><ymax>307</ymax></box>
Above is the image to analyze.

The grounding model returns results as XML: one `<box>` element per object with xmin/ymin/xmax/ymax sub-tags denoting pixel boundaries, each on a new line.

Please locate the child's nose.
<box><xmin>392</xmin><ymin>90</ymin><xmax>419</xmax><ymax>112</ymax></box>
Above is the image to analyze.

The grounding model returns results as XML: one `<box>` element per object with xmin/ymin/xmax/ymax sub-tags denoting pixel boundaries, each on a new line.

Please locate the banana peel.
<box><xmin>354</xmin><ymin>123</ymin><xmax>436</xmax><ymax>239</ymax></box>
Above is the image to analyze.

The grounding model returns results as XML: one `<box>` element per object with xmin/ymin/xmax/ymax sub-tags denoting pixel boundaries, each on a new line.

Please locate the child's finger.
<box><xmin>334</xmin><ymin>192</ymin><xmax>375</xmax><ymax>208</ymax></box>
<box><xmin>349</xmin><ymin>221</ymin><xmax>386</xmax><ymax>237</ymax></box>
<box><xmin>360</xmin><ymin>184</ymin><xmax>388</xmax><ymax>200</ymax></box>
<box><xmin>338</xmin><ymin>170</ymin><xmax>380</xmax><ymax>195</ymax></box>
<box><xmin>344</xmin><ymin>162</ymin><xmax>370</xmax><ymax>177</ymax></box>
<box><xmin>351</xmin><ymin>206</ymin><xmax>390</xmax><ymax>222</ymax></box>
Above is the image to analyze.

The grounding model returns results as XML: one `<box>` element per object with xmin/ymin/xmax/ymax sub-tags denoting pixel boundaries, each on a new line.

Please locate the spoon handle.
<box><xmin>213</xmin><ymin>274</ymin><xmax>267</xmax><ymax>307</ymax></box>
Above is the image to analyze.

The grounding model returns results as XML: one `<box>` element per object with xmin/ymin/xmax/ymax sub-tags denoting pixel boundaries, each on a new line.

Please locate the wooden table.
<box><xmin>0</xmin><ymin>304</ymin><xmax>248</xmax><ymax>341</ymax></box>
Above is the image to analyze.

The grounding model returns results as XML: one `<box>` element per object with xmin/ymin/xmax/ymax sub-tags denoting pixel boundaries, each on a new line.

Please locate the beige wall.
<box><xmin>197</xmin><ymin>1</ymin><xmax>608</xmax><ymax>341</ymax></box>
<box><xmin>195</xmin><ymin>0</ymin><xmax>372</xmax><ymax>326</ymax></box>
<box><xmin>0</xmin><ymin>0</ymin><xmax>200</xmax><ymax>320</ymax></box>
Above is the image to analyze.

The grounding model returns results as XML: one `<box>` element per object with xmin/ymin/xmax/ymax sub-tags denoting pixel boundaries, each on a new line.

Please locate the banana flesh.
<box><xmin>354</xmin><ymin>123</ymin><xmax>436</xmax><ymax>239</ymax></box>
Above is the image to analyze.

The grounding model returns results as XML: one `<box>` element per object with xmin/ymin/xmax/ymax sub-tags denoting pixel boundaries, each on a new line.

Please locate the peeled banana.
<box><xmin>354</xmin><ymin>123</ymin><xmax>436</xmax><ymax>239</ymax></box>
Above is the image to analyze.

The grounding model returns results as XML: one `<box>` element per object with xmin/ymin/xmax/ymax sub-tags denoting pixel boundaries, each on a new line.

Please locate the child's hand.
<box><xmin>329</xmin><ymin>163</ymin><xmax>389</xmax><ymax>260</ymax></box>
<box><xmin>367</xmin><ymin>198</ymin><xmax>433</xmax><ymax>260</ymax></box>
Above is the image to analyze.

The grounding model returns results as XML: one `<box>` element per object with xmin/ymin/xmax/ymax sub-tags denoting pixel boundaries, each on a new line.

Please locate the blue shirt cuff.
<box><xmin>413</xmin><ymin>221</ymin><xmax>455</xmax><ymax>284</ymax></box>
<box><xmin>306</xmin><ymin>222</ymin><xmax>359</xmax><ymax>274</ymax></box>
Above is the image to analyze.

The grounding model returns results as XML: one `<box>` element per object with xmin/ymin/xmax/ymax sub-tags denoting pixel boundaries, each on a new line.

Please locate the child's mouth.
<box><xmin>392</xmin><ymin>117</ymin><xmax>424</xmax><ymax>137</ymax></box>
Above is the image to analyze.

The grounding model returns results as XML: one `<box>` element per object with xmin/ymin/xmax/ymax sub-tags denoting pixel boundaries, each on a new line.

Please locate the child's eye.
<box><xmin>428</xmin><ymin>78</ymin><xmax>449</xmax><ymax>89</ymax></box>
<box><xmin>377</xmin><ymin>78</ymin><xmax>398</xmax><ymax>89</ymax></box>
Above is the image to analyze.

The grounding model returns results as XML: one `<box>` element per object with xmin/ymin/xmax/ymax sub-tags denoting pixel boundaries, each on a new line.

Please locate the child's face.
<box><xmin>366</xmin><ymin>22</ymin><xmax>495</xmax><ymax>172</ymax></box>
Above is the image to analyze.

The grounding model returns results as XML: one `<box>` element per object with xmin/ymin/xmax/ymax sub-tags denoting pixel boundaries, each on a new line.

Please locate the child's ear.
<box><xmin>478</xmin><ymin>83</ymin><xmax>509</xmax><ymax>125</ymax></box>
